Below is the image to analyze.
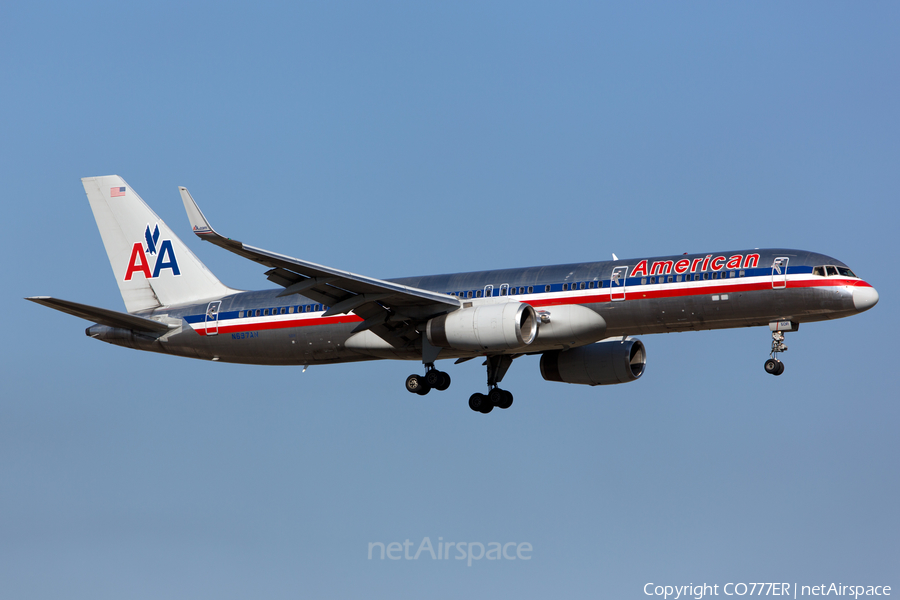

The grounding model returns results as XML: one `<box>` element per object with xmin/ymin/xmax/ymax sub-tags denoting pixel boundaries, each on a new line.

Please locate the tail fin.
<box><xmin>82</xmin><ymin>175</ymin><xmax>237</xmax><ymax>313</ymax></box>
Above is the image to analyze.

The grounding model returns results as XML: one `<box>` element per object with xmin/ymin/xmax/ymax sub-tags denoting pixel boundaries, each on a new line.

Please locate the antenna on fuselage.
<box><xmin>612</xmin><ymin>253</ymin><xmax>618</xmax><ymax>261</ymax></box>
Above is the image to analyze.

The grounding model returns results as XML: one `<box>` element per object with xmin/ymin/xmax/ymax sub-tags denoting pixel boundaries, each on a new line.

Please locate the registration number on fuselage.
<box><xmin>231</xmin><ymin>331</ymin><xmax>259</xmax><ymax>339</ymax></box>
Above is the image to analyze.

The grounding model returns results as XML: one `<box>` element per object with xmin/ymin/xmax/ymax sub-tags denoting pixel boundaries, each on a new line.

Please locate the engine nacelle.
<box><xmin>530</xmin><ymin>304</ymin><xmax>607</xmax><ymax>350</ymax></box>
<box><xmin>427</xmin><ymin>302</ymin><xmax>538</xmax><ymax>351</ymax></box>
<box><xmin>540</xmin><ymin>337</ymin><xmax>646</xmax><ymax>386</ymax></box>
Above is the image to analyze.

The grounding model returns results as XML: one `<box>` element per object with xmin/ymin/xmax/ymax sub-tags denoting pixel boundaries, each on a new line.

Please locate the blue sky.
<box><xmin>2</xmin><ymin>2</ymin><xmax>898</xmax><ymax>598</ymax></box>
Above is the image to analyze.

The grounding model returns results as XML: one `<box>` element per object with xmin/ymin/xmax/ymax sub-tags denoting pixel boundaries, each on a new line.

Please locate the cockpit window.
<box><xmin>837</xmin><ymin>267</ymin><xmax>856</xmax><ymax>278</ymax></box>
<box><xmin>825</xmin><ymin>266</ymin><xmax>839</xmax><ymax>276</ymax></box>
<box><xmin>813</xmin><ymin>266</ymin><xmax>825</xmax><ymax>276</ymax></box>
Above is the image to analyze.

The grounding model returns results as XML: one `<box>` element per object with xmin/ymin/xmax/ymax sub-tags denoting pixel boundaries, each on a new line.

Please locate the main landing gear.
<box><xmin>404</xmin><ymin>353</ymin><xmax>518</xmax><ymax>414</ymax></box>
<box><xmin>405</xmin><ymin>365</ymin><xmax>451</xmax><ymax>396</ymax></box>
<box><xmin>468</xmin><ymin>355</ymin><xmax>515</xmax><ymax>414</ymax></box>
<box><xmin>764</xmin><ymin>324</ymin><xmax>794</xmax><ymax>376</ymax></box>
<box><xmin>468</xmin><ymin>388</ymin><xmax>513</xmax><ymax>414</ymax></box>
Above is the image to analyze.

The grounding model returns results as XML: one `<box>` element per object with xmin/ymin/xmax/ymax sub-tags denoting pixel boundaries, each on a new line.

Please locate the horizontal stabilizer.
<box><xmin>26</xmin><ymin>297</ymin><xmax>171</xmax><ymax>333</ymax></box>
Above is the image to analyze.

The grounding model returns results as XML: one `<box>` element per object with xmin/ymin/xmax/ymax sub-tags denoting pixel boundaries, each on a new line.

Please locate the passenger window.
<box><xmin>676</xmin><ymin>275</ymin><xmax>682</xmax><ymax>282</ymax></box>
<box><xmin>562</xmin><ymin>283</ymin><xmax>568</xmax><ymax>291</ymax></box>
<box><xmin>528</xmin><ymin>286</ymin><xmax>533</xmax><ymax>293</ymax></box>
<box><xmin>545</xmin><ymin>285</ymin><xmax>551</xmax><ymax>292</ymax></box>
<box><xmin>641</xmin><ymin>278</ymin><xmax>647</xmax><ymax>285</ymax></box>
<box><xmin>739</xmin><ymin>270</ymin><xmax>745</xmax><ymax>277</ymax></box>
<box><xmin>649</xmin><ymin>277</ymin><xmax>656</xmax><ymax>284</ymax></box>
<box><xmin>703</xmin><ymin>273</ymin><xmax>709</xmax><ymax>280</ymax></box>
<box><xmin>476</xmin><ymin>291</ymin><xmax>482</xmax><ymax>298</ymax></box>
<box><xmin>667</xmin><ymin>276</ymin><xmax>673</xmax><ymax>283</ymax></box>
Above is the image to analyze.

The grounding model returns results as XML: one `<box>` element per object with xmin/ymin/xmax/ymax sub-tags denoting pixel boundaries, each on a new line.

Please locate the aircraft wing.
<box><xmin>26</xmin><ymin>297</ymin><xmax>171</xmax><ymax>333</ymax></box>
<box><xmin>180</xmin><ymin>187</ymin><xmax>460</xmax><ymax>342</ymax></box>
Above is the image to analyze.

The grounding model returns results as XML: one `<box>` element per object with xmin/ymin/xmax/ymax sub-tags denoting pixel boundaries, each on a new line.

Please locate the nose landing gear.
<box><xmin>764</xmin><ymin>321</ymin><xmax>798</xmax><ymax>376</ymax></box>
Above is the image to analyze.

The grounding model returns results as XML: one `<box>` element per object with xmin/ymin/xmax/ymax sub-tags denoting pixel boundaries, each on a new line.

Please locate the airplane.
<box><xmin>28</xmin><ymin>175</ymin><xmax>879</xmax><ymax>414</ymax></box>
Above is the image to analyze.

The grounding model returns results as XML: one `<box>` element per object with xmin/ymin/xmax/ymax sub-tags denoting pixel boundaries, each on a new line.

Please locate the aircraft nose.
<box><xmin>852</xmin><ymin>283</ymin><xmax>879</xmax><ymax>312</ymax></box>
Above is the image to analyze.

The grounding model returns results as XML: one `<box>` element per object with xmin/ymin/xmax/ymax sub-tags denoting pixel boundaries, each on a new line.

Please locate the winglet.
<box><xmin>179</xmin><ymin>187</ymin><xmax>243</xmax><ymax>249</ymax></box>
<box><xmin>179</xmin><ymin>186</ymin><xmax>217</xmax><ymax>236</ymax></box>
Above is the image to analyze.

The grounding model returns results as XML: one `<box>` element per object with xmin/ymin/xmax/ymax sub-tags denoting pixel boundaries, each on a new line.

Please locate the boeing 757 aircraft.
<box><xmin>28</xmin><ymin>176</ymin><xmax>879</xmax><ymax>414</ymax></box>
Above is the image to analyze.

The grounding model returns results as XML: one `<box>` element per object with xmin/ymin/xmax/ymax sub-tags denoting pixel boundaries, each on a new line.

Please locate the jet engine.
<box><xmin>426</xmin><ymin>302</ymin><xmax>538</xmax><ymax>351</ymax></box>
<box><xmin>539</xmin><ymin>337</ymin><xmax>646</xmax><ymax>386</ymax></box>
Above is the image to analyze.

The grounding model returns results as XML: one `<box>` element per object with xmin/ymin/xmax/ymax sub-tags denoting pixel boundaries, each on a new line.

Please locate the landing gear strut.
<box><xmin>763</xmin><ymin>328</ymin><xmax>789</xmax><ymax>376</ymax></box>
<box><xmin>405</xmin><ymin>364</ymin><xmax>451</xmax><ymax>396</ymax></box>
<box><xmin>468</xmin><ymin>355</ymin><xmax>515</xmax><ymax>414</ymax></box>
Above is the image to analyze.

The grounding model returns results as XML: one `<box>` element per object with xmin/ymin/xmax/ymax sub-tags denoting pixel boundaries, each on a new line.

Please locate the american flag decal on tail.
<box><xmin>110</xmin><ymin>186</ymin><xmax>126</xmax><ymax>197</ymax></box>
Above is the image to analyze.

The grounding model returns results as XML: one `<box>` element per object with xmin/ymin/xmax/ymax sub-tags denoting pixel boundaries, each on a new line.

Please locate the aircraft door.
<box><xmin>610</xmin><ymin>266</ymin><xmax>628</xmax><ymax>301</ymax></box>
<box><xmin>205</xmin><ymin>301</ymin><xmax>222</xmax><ymax>336</ymax></box>
<box><xmin>772</xmin><ymin>257</ymin><xmax>789</xmax><ymax>289</ymax></box>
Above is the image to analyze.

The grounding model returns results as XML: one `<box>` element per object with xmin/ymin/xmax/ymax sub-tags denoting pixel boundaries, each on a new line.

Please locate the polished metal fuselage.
<box><xmin>91</xmin><ymin>248</ymin><xmax>873</xmax><ymax>366</ymax></box>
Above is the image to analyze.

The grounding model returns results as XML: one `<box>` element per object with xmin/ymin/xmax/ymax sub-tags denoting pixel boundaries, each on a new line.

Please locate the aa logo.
<box><xmin>124</xmin><ymin>224</ymin><xmax>181</xmax><ymax>281</ymax></box>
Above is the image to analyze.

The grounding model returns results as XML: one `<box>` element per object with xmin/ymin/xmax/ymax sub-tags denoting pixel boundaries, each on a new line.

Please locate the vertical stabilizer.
<box><xmin>82</xmin><ymin>175</ymin><xmax>237</xmax><ymax>313</ymax></box>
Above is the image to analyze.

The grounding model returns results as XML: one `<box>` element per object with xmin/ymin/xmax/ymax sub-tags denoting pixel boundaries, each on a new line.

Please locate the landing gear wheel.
<box><xmin>497</xmin><ymin>390</ymin><xmax>513</xmax><ymax>409</ymax></box>
<box><xmin>425</xmin><ymin>370</ymin><xmax>442</xmax><ymax>388</ymax></box>
<box><xmin>405</xmin><ymin>374</ymin><xmax>430</xmax><ymax>395</ymax></box>
<box><xmin>488</xmin><ymin>387</ymin><xmax>505</xmax><ymax>407</ymax></box>
<box><xmin>434</xmin><ymin>371</ymin><xmax>451</xmax><ymax>391</ymax></box>
<box><xmin>425</xmin><ymin>370</ymin><xmax>451</xmax><ymax>391</ymax></box>
<box><xmin>468</xmin><ymin>393</ymin><xmax>488</xmax><ymax>412</ymax></box>
<box><xmin>764</xmin><ymin>359</ymin><xmax>784</xmax><ymax>376</ymax></box>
